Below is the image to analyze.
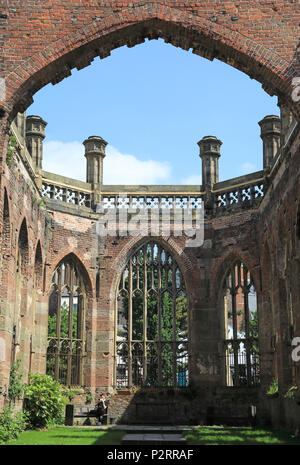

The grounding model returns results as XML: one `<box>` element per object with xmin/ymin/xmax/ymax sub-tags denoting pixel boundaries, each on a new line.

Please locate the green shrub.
<box><xmin>85</xmin><ymin>392</ymin><xmax>93</xmax><ymax>404</ymax></box>
<box><xmin>24</xmin><ymin>373</ymin><xmax>66</xmax><ymax>428</ymax></box>
<box><xmin>0</xmin><ymin>405</ymin><xmax>27</xmax><ymax>444</ymax></box>
<box><xmin>8</xmin><ymin>359</ymin><xmax>24</xmax><ymax>405</ymax></box>
<box><xmin>266</xmin><ymin>378</ymin><xmax>279</xmax><ymax>395</ymax></box>
<box><xmin>62</xmin><ymin>387</ymin><xmax>83</xmax><ymax>402</ymax></box>
<box><xmin>6</xmin><ymin>135</ymin><xmax>18</xmax><ymax>168</ymax></box>
<box><xmin>63</xmin><ymin>389</ymin><xmax>77</xmax><ymax>402</ymax></box>
<box><xmin>284</xmin><ymin>385</ymin><xmax>298</xmax><ymax>399</ymax></box>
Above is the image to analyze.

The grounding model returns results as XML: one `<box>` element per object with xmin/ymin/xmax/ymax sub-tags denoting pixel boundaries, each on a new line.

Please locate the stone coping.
<box><xmin>213</xmin><ymin>171</ymin><xmax>264</xmax><ymax>192</ymax></box>
<box><xmin>42</xmin><ymin>171</ymin><xmax>265</xmax><ymax>195</ymax></box>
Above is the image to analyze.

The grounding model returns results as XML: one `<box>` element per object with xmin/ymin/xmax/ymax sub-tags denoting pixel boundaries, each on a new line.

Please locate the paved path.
<box><xmin>121</xmin><ymin>432</ymin><xmax>186</xmax><ymax>445</ymax></box>
<box><xmin>67</xmin><ymin>424</ymin><xmax>196</xmax><ymax>444</ymax></box>
<box><xmin>120</xmin><ymin>426</ymin><xmax>188</xmax><ymax>445</ymax></box>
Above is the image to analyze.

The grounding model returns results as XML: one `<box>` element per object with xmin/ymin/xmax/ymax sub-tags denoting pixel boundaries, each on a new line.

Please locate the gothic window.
<box><xmin>223</xmin><ymin>261</ymin><xmax>259</xmax><ymax>386</ymax></box>
<box><xmin>12</xmin><ymin>218</ymin><xmax>29</xmax><ymax>364</ymax></box>
<box><xmin>2</xmin><ymin>188</ymin><xmax>10</xmax><ymax>256</ymax></box>
<box><xmin>34</xmin><ymin>241</ymin><xmax>43</xmax><ymax>290</ymax></box>
<box><xmin>17</xmin><ymin>219</ymin><xmax>29</xmax><ymax>275</ymax></box>
<box><xmin>47</xmin><ymin>257</ymin><xmax>85</xmax><ymax>386</ymax></box>
<box><xmin>29</xmin><ymin>241</ymin><xmax>43</xmax><ymax>373</ymax></box>
<box><xmin>96</xmin><ymin>271</ymin><xmax>100</xmax><ymax>299</ymax></box>
<box><xmin>115</xmin><ymin>241</ymin><xmax>188</xmax><ymax>388</ymax></box>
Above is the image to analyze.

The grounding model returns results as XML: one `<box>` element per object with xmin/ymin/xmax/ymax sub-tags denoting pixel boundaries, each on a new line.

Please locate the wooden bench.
<box><xmin>65</xmin><ymin>405</ymin><xmax>108</xmax><ymax>426</ymax></box>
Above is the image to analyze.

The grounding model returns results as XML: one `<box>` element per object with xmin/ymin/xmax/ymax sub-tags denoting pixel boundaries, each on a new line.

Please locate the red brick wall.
<box><xmin>0</xmin><ymin>148</ymin><xmax>48</xmax><ymax>402</ymax></box>
<box><xmin>0</xmin><ymin>1</ymin><xmax>299</xmax><ymax>120</ymax></box>
<box><xmin>0</xmin><ymin>1</ymin><xmax>299</xmax><ymax>426</ymax></box>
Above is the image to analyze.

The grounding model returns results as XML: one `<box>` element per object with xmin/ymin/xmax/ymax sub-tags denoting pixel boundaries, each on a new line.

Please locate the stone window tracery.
<box><xmin>46</xmin><ymin>258</ymin><xmax>85</xmax><ymax>386</ymax></box>
<box><xmin>223</xmin><ymin>261</ymin><xmax>260</xmax><ymax>386</ymax></box>
<box><xmin>115</xmin><ymin>241</ymin><xmax>188</xmax><ymax>388</ymax></box>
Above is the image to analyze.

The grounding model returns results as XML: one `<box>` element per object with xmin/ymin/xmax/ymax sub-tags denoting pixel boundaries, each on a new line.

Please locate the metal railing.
<box><xmin>224</xmin><ymin>340</ymin><xmax>260</xmax><ymax>386</ymax></box>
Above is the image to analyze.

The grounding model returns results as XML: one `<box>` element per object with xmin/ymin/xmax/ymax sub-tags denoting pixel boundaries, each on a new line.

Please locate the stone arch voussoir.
<box><xmin>108</xmin><ymin>235</ymin><xmax>194</xmax><ymax>303</ymax></box>
<box><xmin>3</xmin><ymin>3</ymin><xmax>299</xmax><ymax>121</ymax></box>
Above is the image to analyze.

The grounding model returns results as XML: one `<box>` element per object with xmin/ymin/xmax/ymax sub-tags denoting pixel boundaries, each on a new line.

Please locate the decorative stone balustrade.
<box><xmin>41</xmin><ymin>172</ymin><xmax>265</xmax><ymax>217</ymax></box>
<box><xmin>213</xmin><ymin>179</ymin><xmax>265</xmax><ymax>216</ymax></box>
<box><xmin>42</xmin><ymin>178</ymin><xmax>265</xmax><ymax>216</ymax></box>
<box><xmin>42</xmin><ymin>180</ymin><xmax>92</xmax><ymax>208</ymax></box>
<box><xmin>100</xmin><ymin>193</ymin><xmax>204</xmax><ymax>210</ymax></box>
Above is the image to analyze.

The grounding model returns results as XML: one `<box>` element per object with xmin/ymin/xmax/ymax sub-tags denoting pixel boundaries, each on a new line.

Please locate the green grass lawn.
<box><xmin>6</xmin><ymin>427</ymin><xmax>125</xmax><ymax>445</ymax></box>
<box><xmin>184</xmin><ymin>426</ymin><xmax>300</xmax><ymax>445</ymax></box>
<box><xmin>5</xmin><ymin>425</ymin><xmax>300</xmax><ymax>446</ymax></box>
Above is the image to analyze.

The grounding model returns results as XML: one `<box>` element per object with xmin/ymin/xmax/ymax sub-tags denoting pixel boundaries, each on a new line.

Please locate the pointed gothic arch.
<box><xmin>114</xmin><ymin>239</ymin><xmax>189</xmax><ymax>389</ymax></box>
<box><xmin>3</xmin><ymin>3</ymin><xmax>298</xmax><ymax>123</ymax></box>
<box><xmin>261</xmin><ymin>242</ymin><xmax>276</xmax><ymax>366</ymax></box>
<box><xmin>17</xmin><ymin>218</ymin><xmax>29</xmax><ymax>276</ymax></box>
<box><xmin>1</xmin><ymin>188</ymin><xmax>10</xmax><ymax>257</ymax></box>
<box><xmin>11</xmin><ymin>217</ymin><xmax>30</xmax><ymax>365</ymax></box>
<box><xmin>276</xmin><ymin>219</ymin><xmax>294</xmax><ymax>387</ymax></box>
<box><xmin>220</xmin><ymin>258</ymin><xmax>260</xmax><ymax>387</ymax></box>
<box><xmin>46</xmin><ymin>253</ymin><xmax>88</xmax><ymax>386</ymax></box>
<box><xmin>34</xmin><ymin>240</ymin><xmax>43</xmax><ymax>290</ymax></box>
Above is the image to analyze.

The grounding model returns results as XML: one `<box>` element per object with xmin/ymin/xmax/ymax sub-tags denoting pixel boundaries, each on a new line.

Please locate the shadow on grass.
<box><xmin>51</xmin><ymin>429</ymin><xmax>125</xmax><ymax>445</ymax></box>
<box><xmin>184</xmin><ymin>427</ymin><xmax>300</xmax><ymax>446</ymax></box>
<box><xmin>92</xmin><ymin>431</ymin><xmax>125</xmax><ymax>445</ymax></box>
<box><xmin>6</xmin><ymin>428</ymin><xmax>126</xmax><ymax>446</ymax></box>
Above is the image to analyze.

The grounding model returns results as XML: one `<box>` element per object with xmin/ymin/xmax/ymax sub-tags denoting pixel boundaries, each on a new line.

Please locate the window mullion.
<box><xmin>143</xmin><ymin>249</ymin><xmax>147</xmax><ymax>385</ymax></box>
<box><xmin>68</xmin><ymin>268</ymin><xmax>74</xmax><ymax>340</ymax></box>
<box><xmin>115</xmin><ymin>242</ymin><xmax>188</xmax><ymax>389</ymax></box>
<box><xmin>172</xmin><ymin>260</ymin><xmax>177</xmax><ymax>387</ymax></box>
<box><xmin>78</xmin><ymin>293</ymin><xmax>84</xmax><ymax>386</ymax></box>
<box><xmin>67</xmin><ymin>267</ymin><xmax>74</xmax><ymax>386</ymax></box>
<box><xmin>157</xmin><ymin>250</ymin><xmax>162</xmax><ymax>387</ymax></box>
<box><xmin>231</xmin><ymin>266</ymin><xmax>239</xmax><ymax>385</ymax></box>
<box><xmin>224</xmin><ymin>262</ymin><xmax>259</xmax><ymax>387</ymax></box>
<box><xmin>243</xmin><ymin>267</ymin><xmax>252</xmax><ymax>385</ymax></box>
<box><xmin>55</xmin><ymin>269</ymin><xmax>62</xmax><ymax>381</ymax></box>
<box><xmin>128</xmin><ymin>259</ymin><xmax>133</xmax><ymax>387</ymax></box>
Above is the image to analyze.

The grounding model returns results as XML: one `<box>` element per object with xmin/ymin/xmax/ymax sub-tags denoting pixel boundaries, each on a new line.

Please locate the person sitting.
<box><xmin>96</xmin><ymin>393</ymin><xmax>109</xmax><ymax>426</ymax></box>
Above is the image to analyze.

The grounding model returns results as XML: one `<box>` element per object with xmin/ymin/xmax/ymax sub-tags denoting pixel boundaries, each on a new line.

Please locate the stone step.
<box><xmin>120</xmin><ymin>427</ymin><xmax>187</xmax><ymax>434</ymax></box>
<box><xmin>121</xmin><ymin>433</ymin><xmax>187</xmax><ymax>445</ymax></box>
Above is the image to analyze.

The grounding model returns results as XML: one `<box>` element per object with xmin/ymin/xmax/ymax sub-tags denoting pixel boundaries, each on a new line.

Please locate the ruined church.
<box><xmin>0</xmin><ymin>1</ymin><xmax>299</xmax><ymax>429</ymax></box>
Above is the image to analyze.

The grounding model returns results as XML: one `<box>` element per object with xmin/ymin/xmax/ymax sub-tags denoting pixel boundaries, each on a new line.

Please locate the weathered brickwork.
<box><xmin>1</xmin><ymin>1</ymin><xmax>300</xmax><ymax>122</ymax></box>
<box><xmin>0</xmin><ymin>134</ymin><xmax>49</xmax><ymax>394</ymax></box>
<box><xmin>0</xmin><ymin>1</ymin><xmax>299</xmax><ymax>429</ymax></box>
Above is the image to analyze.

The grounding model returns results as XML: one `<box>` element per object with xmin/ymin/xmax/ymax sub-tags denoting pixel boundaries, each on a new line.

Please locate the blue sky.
<box><xmin>27</xmin><ymin>38</ymin><xmax>279</xmax><ymax>185</ymax></box>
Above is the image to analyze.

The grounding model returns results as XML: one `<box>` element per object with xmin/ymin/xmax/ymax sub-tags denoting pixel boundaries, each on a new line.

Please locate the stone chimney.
<box><xmin>83</xmin><ymin>135</ymin><xmax>107</xmax><ymax>187</ymax></box>
<box><xmin>198</xmin><ymin>136</ymin><xmax>222</xmax><ymax>188</ymax></box>
<box><xmin>258</xmin><ymin>115</ymin><xmax>281</xmax><ymax>169</ymax></box>
<box><xmin>25</xmin><ymin>115</ymin><xmax>47</xmax><ymax>170</ymax></box>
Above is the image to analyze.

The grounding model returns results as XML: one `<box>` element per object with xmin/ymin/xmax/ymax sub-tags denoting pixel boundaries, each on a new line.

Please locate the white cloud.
<box><xmin>43</xmin><ymin>140</ymin><xmax>172</xmax><ymax>184</ymax></box>
<box><xmin>180</xmin><ymin>174</ymin><xmax>202</xmax><ymax>185</ymax></box>
<box><xmin>104</xmin><ymin>146</ymin><xmax>171</xmax><ymax>184</ymax></box>
<box><xmin>240</xmin><ymin>162</ymin><xmax>256</xmax><ymax>174</ymax></box>
<box><xmin>43</xmin><ymin>140</ymin><xmax>85</xmax><ymax>180</ymax></box>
